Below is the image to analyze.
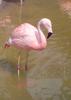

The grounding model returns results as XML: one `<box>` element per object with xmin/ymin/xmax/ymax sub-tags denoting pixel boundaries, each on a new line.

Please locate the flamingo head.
<box><xmin>39</xmin><ymin>18</ymin><xmax>54</xmax><ymax>39</ymax></box>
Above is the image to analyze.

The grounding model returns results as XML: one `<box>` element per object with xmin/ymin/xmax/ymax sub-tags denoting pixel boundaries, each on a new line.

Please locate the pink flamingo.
<box><xmin>4</xmin><ymin>18</ymin><xmax>53</xmax><ymax>73</ymax></box>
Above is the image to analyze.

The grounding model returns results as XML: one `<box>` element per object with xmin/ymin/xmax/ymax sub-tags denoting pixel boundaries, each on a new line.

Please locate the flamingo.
<box><xmin>4</xmin><ymin>18</ymin><xmax>53</xmax><ymax>75</ymax></box>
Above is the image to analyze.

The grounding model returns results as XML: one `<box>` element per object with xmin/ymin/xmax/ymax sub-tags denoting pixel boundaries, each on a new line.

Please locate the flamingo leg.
<box><xmin>17</xmin><ymin>55</ymin><xmax>21</xmax><ymax>78</ymax></box>
<box><xmin>25</xmin><ymin>51</ymin><xmax>29</xmax><ymax>71</ymax></box>
<box><xmin>20</xmin><ymin>0</ymin><xmax>23</xmax><ymax>5</ymax></box>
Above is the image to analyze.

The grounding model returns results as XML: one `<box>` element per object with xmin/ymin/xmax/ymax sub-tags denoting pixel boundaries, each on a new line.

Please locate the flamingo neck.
<box><xmin>36</xmin><ymin>21</ymin><xmax>47</xmax><ymax>49</ymax></box>
<box><xmin>37</xmin><ymin>21</ymin><xmax>44</xmax><ymax>36</ymax></box>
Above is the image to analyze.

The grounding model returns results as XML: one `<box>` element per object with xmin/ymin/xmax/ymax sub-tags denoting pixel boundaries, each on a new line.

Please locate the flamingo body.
<box><xmin>5</xmin><ymin>18</ymin><xmax>53</xmax><ymax>50</ymax></box>
<box><xmin>11</xmin><ymin>23</ymin><xmax>47</xmax><ymax>50</ymax></box>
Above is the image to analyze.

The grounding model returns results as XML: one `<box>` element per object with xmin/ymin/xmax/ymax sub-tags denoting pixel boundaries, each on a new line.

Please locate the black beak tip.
<box><xmin>47</xmin><ymin>32</ymin><xmax>53</xmax><ymax>39</ymax></box>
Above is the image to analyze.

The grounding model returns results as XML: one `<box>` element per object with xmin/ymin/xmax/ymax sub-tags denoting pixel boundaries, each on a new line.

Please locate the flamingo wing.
<box><xmin>11</xmin><ymin>23</ymin><xmax>40</xmax><ymax>49</ymax></box>
<box><xmin>11</xmin><ymin>23</ymin><xmax>46</xmax><ymax>50</ymax></box>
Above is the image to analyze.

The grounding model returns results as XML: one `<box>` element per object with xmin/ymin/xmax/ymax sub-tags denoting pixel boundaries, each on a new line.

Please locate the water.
<box><xmin>0</xmin><ymin>0</ymin><xmax>71</xmax><ymax>100</ymax></box>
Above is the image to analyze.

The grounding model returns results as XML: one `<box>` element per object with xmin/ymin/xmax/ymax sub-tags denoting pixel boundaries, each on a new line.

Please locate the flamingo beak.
<box><xmin>47</xmin><ymin>32</ymin><xmax>53</xmax><ymax>39</ymax></box>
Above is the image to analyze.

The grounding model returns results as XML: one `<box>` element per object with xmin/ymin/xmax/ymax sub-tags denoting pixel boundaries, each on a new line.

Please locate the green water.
<box><xmin>0</xmin><ymin>0</ymin><xmax>71</xmax><ymax>100</ymax></box>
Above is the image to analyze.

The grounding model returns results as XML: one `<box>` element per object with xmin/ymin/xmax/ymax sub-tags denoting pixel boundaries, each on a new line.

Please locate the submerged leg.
<box><xmin>25</xmin><ymin>51</ymin><xmax>29</xmax><ymax>71</ymax></box>
<box><xmin>17</xmin><ymin>55</ymin><xmax>21</xmax><ymax>78</ymax></box>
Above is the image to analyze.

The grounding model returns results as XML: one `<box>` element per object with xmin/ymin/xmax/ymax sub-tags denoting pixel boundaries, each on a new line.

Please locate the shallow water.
<box><xmin>0</xmin><ymin>0</ymin><xmax>71</xmax><ymax>100</ymax></box>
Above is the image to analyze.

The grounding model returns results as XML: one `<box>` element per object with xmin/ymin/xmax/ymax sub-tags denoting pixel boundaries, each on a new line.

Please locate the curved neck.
<box><xmin>37</xmin><ymin>21</ymin><xmax>44</xmax><ymax>35</ymax></box>
<box><xmin>36</xmin><ymin>21</ymin><xmax>47</xmax><ymax>49</ymax></box>
<box><xmin>37</xmin><ymin>18</ymin><xmax>53</xmax><ymax>33</ymax></box>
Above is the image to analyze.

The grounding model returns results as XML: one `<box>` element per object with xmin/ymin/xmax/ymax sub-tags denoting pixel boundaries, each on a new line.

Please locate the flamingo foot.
<box><xmin>17</xmin><ymin>64</ymin><xmax>28</xmax><ymax>71</ymax></box>
<box><xmin>17</xmin><ymin>65</ymin><xmax>20</xmax><ymax>70</ymax></box>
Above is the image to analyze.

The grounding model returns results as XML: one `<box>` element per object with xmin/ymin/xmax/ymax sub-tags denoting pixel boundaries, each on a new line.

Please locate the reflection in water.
<box><xmin>27</xmin><ymin>78</ymin><xmax>63</xmax><ymax>100</ymax></box>
<box><xmin>58</xmin><ymin>0</ymin><xmax>71</xmax><ymax>17</ymax></box>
